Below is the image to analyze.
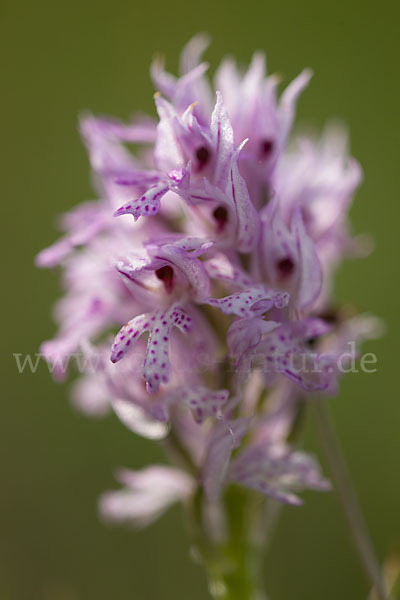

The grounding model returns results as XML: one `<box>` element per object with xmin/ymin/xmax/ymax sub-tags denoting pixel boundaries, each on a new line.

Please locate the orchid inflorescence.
<box><xmin>37</xmin><ymin>35</ymin><xmax>380</xmax><ymax>596</ymax></box>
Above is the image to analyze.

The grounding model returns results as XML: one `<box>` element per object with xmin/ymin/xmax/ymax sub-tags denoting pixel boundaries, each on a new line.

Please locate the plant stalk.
<box><xmin>187</xmin><ymin>486</ymin><xmax>268</xmax><ymax>600</ymax></box>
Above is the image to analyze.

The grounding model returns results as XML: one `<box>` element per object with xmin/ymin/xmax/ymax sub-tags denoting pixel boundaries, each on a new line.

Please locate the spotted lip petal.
<box><xmin>256</xmin><ymin>319</ymin><xmax>335</xmax><ymax>392</ymax></box>
<box><xmin>113</xmin><ymin>183</ymin><xmax>170</xmax><ymax>221</ymax></box>
<box><xmin>179</xmin><ymin>387</ymin><xmax>229</xmax><ymax>424</ymax></box>
<box><xmin>203</xmin><ymin>287</ymin><xmax>289</xmax><ymax>318</ymax></box>
<box><xmin>143</xmin><ymin>307</ymin><xmax>192</xmax><ymax>393</ymax></box>
<box><xmin>113</xmin><ymin>164</ymin><xmax>193</xmax><ymax>222</ymax></box>
<box><xmin>110</xmin><ymin>313</ymin><xmax>152</xmax><ymax>364</ymax></box>
<box><xmin>110</xmin><ymin>306</ymin><xmax>193</xmax><ymax>393</ymax></box>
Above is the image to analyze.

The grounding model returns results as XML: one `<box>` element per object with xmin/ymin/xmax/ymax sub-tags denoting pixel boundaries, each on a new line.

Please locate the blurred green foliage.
<box><xmin>1</xmin><ymin>0</ymin><xmax>399</xmax><ymax>598</ymax></box>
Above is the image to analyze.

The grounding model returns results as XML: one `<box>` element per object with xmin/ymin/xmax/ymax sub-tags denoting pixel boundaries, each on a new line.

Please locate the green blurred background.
<box><xmin>1</xmin><ymin>0</ymin><xmax>399</xmax><ymax>598</ymax></box>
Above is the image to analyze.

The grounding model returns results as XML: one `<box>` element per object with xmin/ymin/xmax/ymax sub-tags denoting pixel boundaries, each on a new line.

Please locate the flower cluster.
<box><xmin>37</xmin><ymin>36</ymin><xmax>377</xmax><ymax>528</ymax></box>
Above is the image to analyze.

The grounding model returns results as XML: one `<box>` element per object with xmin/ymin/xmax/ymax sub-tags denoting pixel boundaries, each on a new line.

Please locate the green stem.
<box><xmin>187</xmin><ymin>486</ymin><xmax>267</xmax><ymax>600</ymax></box>
<box><xmin>313</xmin><ymin>400</ymin><xmax>387</xmax><ymax>600</ymax></box>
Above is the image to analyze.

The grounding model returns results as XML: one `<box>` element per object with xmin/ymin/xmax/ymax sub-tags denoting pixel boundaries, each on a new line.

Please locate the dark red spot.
<box><xmin>195</xmin><ymin>146</ymin><xmax>210</xmax><ymax>170</ymax></box>
<box><xmin>155</xmin><ymin>265</ymin><xmax>174</xmax><ymax>293</ymax></box>
<box><xmin>213</xmin><ymin>205</ymin><xmax>229</xmax><ymax>233</ymax></box>
<box><xmin>276</xmin><ymin>257</ymin><xmax>295</xmax><ymax>280</ymax></box>
<box><xmin>318</xmin><ymin>308</ymin><xmax>339</xmax><ymax>324</ymax></box>
<box><xmin>306</xmin><ymin>337</ymin><xmax>318</xmax><ymax>348</ymax></box>
<box><xmin>259</xmin><ymin>138</ymin><xmax>274</xmax><ymax>159</ymax></box>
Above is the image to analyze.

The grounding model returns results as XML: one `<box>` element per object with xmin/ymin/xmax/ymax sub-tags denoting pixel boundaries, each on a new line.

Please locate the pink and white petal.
<box><xmin>117</xmin><ymin>465</ymin><xmax>193</xmax><ymax>492</ymax></box>
<box><xmin>144</xmin><ymin>236</ymin><xmax>214</xmax><ymax>299</ymax></box>
<box><xmin>241</xmin><ymin>479</ymin><xmax>303</xmax><ymax>506</ymax></box>
<box><xmin>278</xmin><ymin>69</ymin><xmax>313</xmax><ymax>147</ymax></box>
<box><xmin>168</xmin><ymin>236</ymin><xmax>214</xmax><ymax>257</ymax></box>
<box><xmin>287</xmin><ymin>451</ymin><xmax>332</xmax><ymax>491</ymax></box>
<box><xmin>241</xmin><ymin>52</ymin><xmax>266</xmax><ymax>105</ymax></box>
<box><xmin>180</xmin><ymin>33</ymin><xmax>210</xmax><ymax>74</ymax></box>
<box><xmin>174</xmin><ymin>62</ymin><xmax>209</xmax><ymax>102</ymax></box>
<box><xmin>36</xmin><ymin>210</ymin><xmax>109</xmax><ymax>268</ymax></box>
<box><xmin>80</xmin><ymin>115</ymin><xmax>156</xmax><ymax>145</ymax></box>
<box><xmin>36</xmin><ymin>237</ymin><xmax>75</xmax><ymax>268</ymax></box>
<box><xmin>143</xmin><ymin>307</ymin><xmax>193</xmax><ymax>393</ymax></box>
<box><xmin>214</xmin><ymin>58</ymin><xmax>241</xmax><ymax>116</ymax></box>
<box><xmin>203</xmin><ymin>417</ymin><xmax>251</xmax><ymax>503</ymax></box>
<box><xmin>40</xmin><ymin>337</ymin><xmax>78</xmax><ymax>381</ymax></box>
<box><xmin>159</xmin><ymin>248</ymin><xmax>211</xmax><ymax>300</ymax></box>
<box><xmin>204</xmin><ymin>255</ymin><xmax>254</xmax><ymax>290</ymax></box>
<box><xmin>100</xmin><ymin>465</ymin><xmax>193</xmax><ymax>527</ymax></box>
<box><xmin>110</xmin><ymin>313</ymin><xmax>151</xmax><ymax>363</ymax></box>
<box><xmin>154</xmin><ymin>96</ymin><xmax>186</xmax><ymax>170</ymax></box>
<box><xmin>261</xmin><ymin>200</ymin><xmax>298</xmax><ymax>284</ymax></box>
<box><xmin>227</xmin><ymin>318</ymin><xmax>280</xmax><ymax>362</ymax></box>
<box><xmin>293</xmin><ymin>317</ymin><xmax>332</xmax><ymax>340</ymax></box>
<box><xmin>71</xmin><ymin>374</ymin><xmax>111</xmax><ymax>417</ymax></box>
<box><xmin>293</xmin><ymin>209</ymin><xmax>323</xmax><ymax>308</ymax></box>
<box><xmin>151</xmin><ymin>57</ymin><xmax>178</xmax><ymax>99</ymax></box>
<box><xmin>230</xmin><ymin>143</ymin><xmax>261</xmax><ymax>252</ymax></box>
<box><xmin>113</xmin><ymin>169</ymin><xmax>162</xmax><ymax>187</ymax></box>
<box><xmin>259</xmin><ymin>322</ymin><xmax>335</xmax><ymax>392</ymax></box>
<box><xmin>111</xmin><ymin>397</ymin><xmax>169</xmax><ymax>440</ymax></box>
<box><xmin>204</xmin><ymin>287</ymin><xmax>289</xmax><ymax>318</ymax></box>
<box><xmin>180</xmin><ymin>387</ymin><xmax>229</xmax><ymax>423</ymax></box>
<box><xmin>80</xmin><ymin>115</ymin><xmax>135</xmax><ymax>176</ymax></box>
<box><xmin>114</xmin><ymin>184</ymin><xmax>170</xmax><ymax>220</ymax></box>
<box><xmin>211</xmin><ymin>91</ymin><xmax>235</xmax><ymax>188</ymax></box>
<box><xmin>229</xmin><ymin>442</ymin><xmax>329</xmax><ymax>505</ymax></box>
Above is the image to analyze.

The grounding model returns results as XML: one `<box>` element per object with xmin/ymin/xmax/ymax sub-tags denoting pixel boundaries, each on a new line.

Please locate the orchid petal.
<box><xmin>114</xmin><ymin>184</ymin><xmax>169</xmax><ymax>220</ymax></box>
<box><xmin>211</xmin><ymin>91</ymin><xmax>234</xmax><ymax>188</ymax></box>
<box><xmin>111</xmin><ymin>306</ymin><xmax>193</xmax><ymax>393</ymax></box>
<box><xmin>204</xmin><ymin>287</ymin><xmax>289</xmax><ymax>318</ymax></box>
<box><xmin>293</xmin><ymin>209</ymin><xmax>323</xmax><ymax>308</ymax></box>
<box><xmin>100</xmin><ymin>466</ymin><xmax>193</xmax><ymax>527</ymax></box>
<box><xmin>203</xmin><ymin>417</ymin><xmax>251</xmax><ymax>502</ymax></box>
<box><xmin>112</xmin><ymin>397</ymin><xmax>169</xmax><ymax>440</ymax></box>
<box><xmin>229</xmin><ymin>143</ymin><xmax>260</xmax><ymax>252</ymax></box>
<box><xmin>180</xmin><ymin>387</ymin><xmax>229</xmax><ymax>424</ymax></box>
